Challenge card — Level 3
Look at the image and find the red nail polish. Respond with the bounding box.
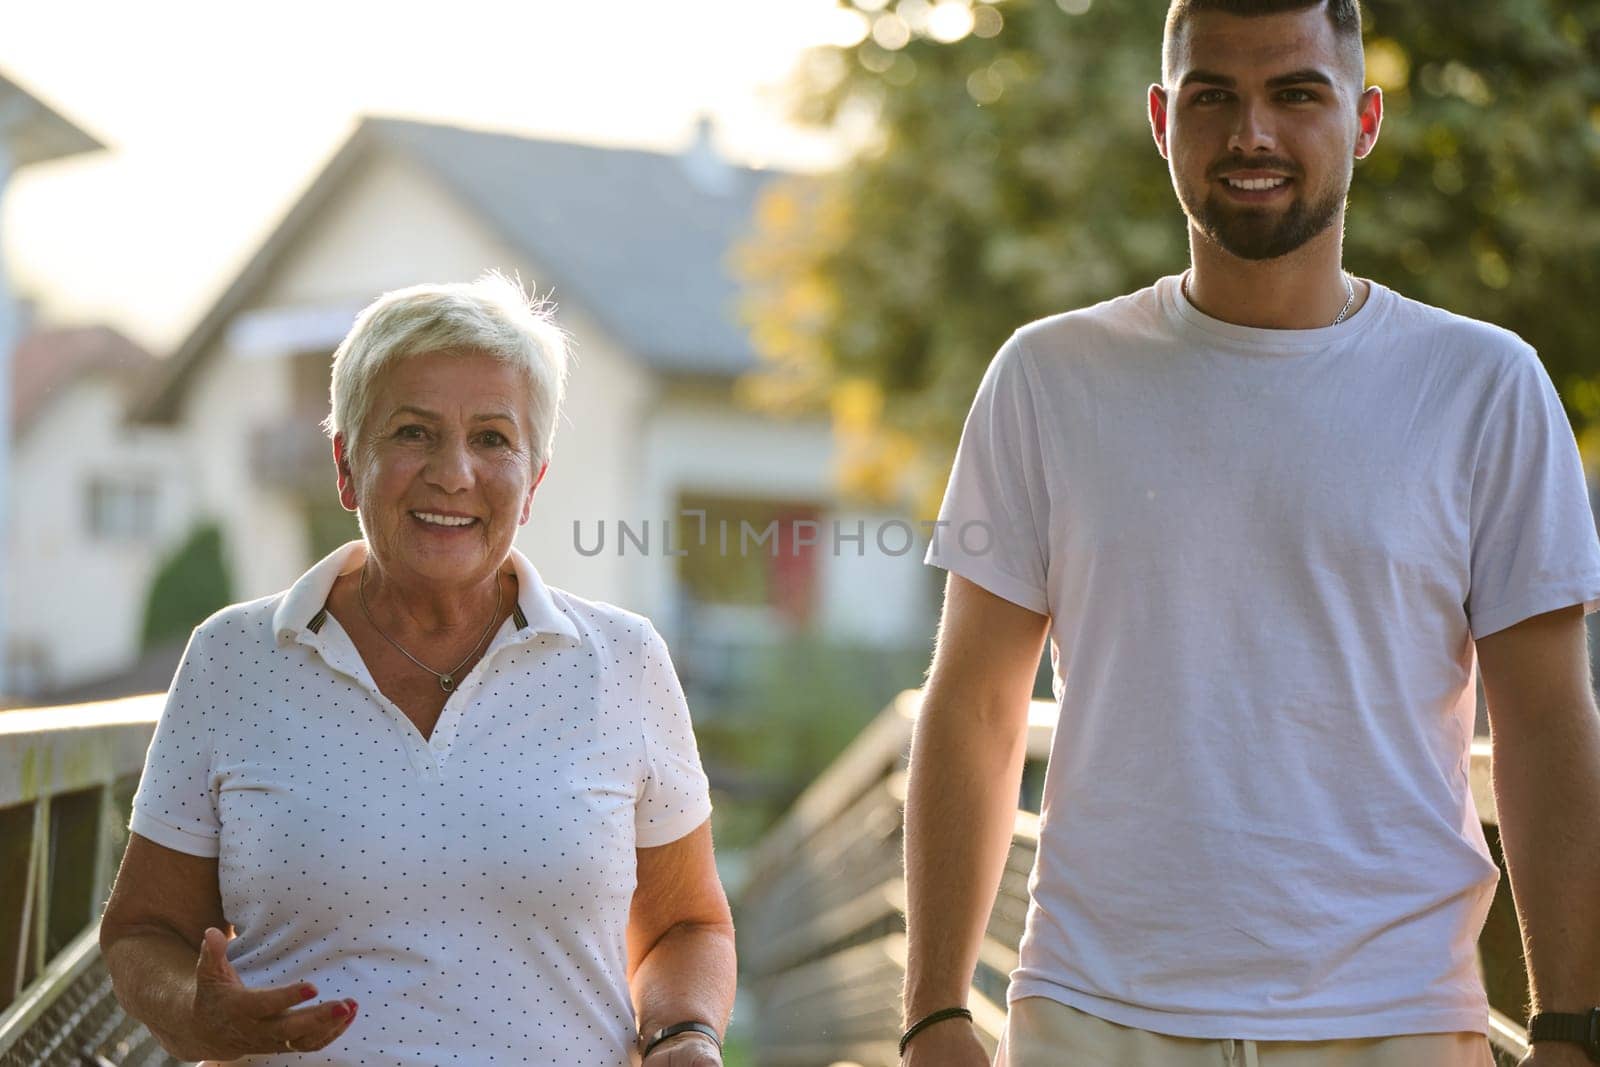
[330,1003,349,1020]
[300,985,316,1001]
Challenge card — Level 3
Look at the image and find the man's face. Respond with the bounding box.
[1150,7,1380,261]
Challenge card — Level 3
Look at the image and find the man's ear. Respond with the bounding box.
[333,433,359,512]
[521,462,548,525]
[1354,85,1383,159]
[1148,83,1171,159]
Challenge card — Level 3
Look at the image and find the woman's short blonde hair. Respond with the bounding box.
[325,272,571,466]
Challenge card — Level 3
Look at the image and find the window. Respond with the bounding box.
[85,477,158,541]
[675,492,822,626]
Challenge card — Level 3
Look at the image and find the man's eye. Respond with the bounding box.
[1194,89,1230,104]
[1281,88,1316,102]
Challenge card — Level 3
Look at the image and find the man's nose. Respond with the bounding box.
[1227,98,1277,153]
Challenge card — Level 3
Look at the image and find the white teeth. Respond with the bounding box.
[414,512,475,527]
[1225,176,1288,191]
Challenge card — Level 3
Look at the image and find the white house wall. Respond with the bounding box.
[6,378,189,691]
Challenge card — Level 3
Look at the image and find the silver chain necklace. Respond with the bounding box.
[1185,271,1357,327]
[358,565,503,693]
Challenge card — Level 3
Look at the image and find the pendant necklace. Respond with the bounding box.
[358,565,503,693]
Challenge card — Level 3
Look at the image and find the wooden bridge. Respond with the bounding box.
[0,690,1538,1066]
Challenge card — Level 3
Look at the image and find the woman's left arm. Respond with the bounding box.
[627,820,736,1066]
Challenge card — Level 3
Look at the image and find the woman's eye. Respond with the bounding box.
[396,425,427,440]
[478,431,507,447]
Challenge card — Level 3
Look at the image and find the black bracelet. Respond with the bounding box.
[899,1006,974,1056]
[642,1021,722,1060]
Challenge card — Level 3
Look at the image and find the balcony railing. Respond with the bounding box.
[739,690,1532,1067]
[0,695,178,1066]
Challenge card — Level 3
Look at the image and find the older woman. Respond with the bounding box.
[99,274,734,1066]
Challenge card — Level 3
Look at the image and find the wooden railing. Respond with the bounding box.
[0,695,179,1066]
[739,689,1532,1067]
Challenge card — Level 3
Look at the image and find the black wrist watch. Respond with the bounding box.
[639,1021,721,1060]
[1528,1008,1600,1062]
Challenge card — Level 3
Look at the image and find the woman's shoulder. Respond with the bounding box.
[537,583,658,649]
[186,591,293,651]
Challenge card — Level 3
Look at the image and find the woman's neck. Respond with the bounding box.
[357,560,507,636]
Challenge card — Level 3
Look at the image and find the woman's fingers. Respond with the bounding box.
[271,999,358,1052]
[189,929,354,1056]
[194,927,241,987]
[239,979,320,1019]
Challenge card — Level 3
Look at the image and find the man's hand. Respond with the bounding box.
[901,1018,992,1066]
[169,926,356,1059]
[641,1031,721,1065]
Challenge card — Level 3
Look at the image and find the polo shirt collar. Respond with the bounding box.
[272,540,580,644]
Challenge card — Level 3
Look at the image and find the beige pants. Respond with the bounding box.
[994,997,1496,1067]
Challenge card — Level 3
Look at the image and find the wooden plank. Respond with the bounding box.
[0,693,162,808]
[0,803,33,1009]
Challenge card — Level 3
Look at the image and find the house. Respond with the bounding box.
[132,116,934,704]
[4,326,186,698]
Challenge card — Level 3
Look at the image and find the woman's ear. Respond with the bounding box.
[521,462,549,525]
[333,433,359,512]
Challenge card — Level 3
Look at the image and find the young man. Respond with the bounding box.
[901,2,1600,1065]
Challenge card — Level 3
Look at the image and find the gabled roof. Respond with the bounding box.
[12,325,153,438]
[0,71,104,168]
[139,116,782,422]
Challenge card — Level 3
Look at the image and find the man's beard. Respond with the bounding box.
[1186,177,1347,261]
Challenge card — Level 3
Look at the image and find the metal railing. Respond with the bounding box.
[0,695,179,1066]
[740,689,1532,1067]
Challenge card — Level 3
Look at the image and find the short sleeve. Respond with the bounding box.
[634,621,712,848]
[1466,349,1600,639]
[924,334,1052,615]
[129,626,222,857]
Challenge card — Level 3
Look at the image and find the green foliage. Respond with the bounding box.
[743,0,1600,506]
[141,522,234,650]
[698,635,929,849]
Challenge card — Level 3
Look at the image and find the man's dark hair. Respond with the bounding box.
[1163,0,1364,85]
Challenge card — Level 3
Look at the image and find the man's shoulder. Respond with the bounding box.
[1013,279,1168,360]
[1377,283,1537,371]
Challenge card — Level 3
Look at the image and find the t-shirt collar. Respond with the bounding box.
[272,540,580,645]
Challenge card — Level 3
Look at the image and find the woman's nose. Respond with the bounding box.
[425,436,474,492]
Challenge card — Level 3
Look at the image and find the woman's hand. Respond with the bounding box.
[182,927,357,1058]
[641,1031,722,1066]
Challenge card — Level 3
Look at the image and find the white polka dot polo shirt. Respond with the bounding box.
[130,541,712,1066]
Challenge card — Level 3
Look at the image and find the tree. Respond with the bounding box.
[741,0,1600,512]
[141,521,233,650]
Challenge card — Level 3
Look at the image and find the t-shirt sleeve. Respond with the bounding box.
[129,625,222,857]
[1466,348,1600,639]
[634,621,713,848]
[924,334,1052,615]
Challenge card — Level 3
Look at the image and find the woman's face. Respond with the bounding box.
[337,349,543,587]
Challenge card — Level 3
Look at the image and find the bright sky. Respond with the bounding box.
[0,0,862,351]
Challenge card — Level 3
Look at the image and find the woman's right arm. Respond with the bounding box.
[100,833,355,1061]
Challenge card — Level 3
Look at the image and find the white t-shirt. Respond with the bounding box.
[926,275,1600,1040]
[130,542,712,1066]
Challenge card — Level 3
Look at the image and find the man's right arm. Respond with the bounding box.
[902,572,1050,1065]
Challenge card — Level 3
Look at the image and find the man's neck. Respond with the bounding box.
[1184,228,1368,330]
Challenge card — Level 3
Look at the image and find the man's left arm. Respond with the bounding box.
[1478,603,1600,1062]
